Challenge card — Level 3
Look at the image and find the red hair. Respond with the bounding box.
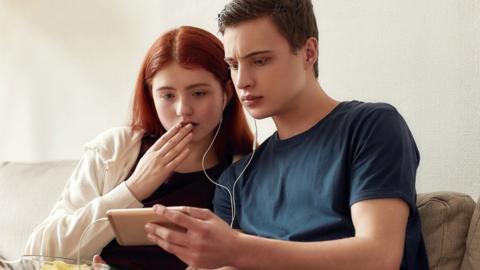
[130,26,254,158]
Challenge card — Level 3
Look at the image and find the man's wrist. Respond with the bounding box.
[229,231,255,269]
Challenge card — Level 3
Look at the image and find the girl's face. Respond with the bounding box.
[151,62,225,144]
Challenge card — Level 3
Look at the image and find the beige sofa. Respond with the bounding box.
[0,161,479,269]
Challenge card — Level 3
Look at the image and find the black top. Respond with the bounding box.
[101,134,229,270]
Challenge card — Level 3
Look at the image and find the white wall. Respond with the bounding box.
[1,1,479,198]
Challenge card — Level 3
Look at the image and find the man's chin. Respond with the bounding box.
[246,109,272,120]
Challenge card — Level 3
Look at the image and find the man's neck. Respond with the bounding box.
[272,80,338,140]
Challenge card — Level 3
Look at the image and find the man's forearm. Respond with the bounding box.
[230,234,401,270]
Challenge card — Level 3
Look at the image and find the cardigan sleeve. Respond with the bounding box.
[24,146,143,259]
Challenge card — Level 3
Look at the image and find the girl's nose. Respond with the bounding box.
[176,98,193,117]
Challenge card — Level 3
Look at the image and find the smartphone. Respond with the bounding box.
[107,207,185,246]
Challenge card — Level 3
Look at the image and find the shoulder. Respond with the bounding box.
[344,101,399,119]
[83,126,144,163]
[339,101,404,130]
[345,101,418,157]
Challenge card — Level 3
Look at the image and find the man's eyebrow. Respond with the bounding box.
[225,50,273,62]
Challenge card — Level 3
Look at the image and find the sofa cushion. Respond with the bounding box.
[417,192,476,270]
[0,161,77,261]
[461,196,480,270]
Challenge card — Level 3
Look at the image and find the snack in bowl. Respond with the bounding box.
[40,260,90,270]
[21,255,109,270]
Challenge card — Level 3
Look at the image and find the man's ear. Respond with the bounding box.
[304,37,318,66]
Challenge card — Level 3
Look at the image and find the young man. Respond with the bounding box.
[145,1,429,269]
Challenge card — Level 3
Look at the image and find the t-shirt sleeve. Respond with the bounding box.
[349,107,420,210]
[213,168,237,228]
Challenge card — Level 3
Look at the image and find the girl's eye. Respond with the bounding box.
[193,91,206,97]
[161,93,175,100]
[228,63,239,70]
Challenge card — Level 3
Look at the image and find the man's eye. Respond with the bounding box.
[253,58,269,66]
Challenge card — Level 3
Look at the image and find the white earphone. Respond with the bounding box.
[223,94,227,109]
[202,94,257,227]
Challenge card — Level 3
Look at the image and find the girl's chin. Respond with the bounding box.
[189,131,203,143]
[191,130,218,145]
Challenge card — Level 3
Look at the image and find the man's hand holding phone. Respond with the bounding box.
[107,206,188,246]
[144,204,240,269]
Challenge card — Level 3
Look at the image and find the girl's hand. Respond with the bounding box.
[126,123,193,201]
[92,255,107,269]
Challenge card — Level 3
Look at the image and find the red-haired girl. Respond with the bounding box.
[25,26,253,270]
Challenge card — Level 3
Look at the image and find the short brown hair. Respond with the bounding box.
[218,0,319,77]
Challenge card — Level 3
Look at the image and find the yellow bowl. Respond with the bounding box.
[21,255,109,270]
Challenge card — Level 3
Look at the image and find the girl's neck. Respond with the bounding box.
[174,134,219,173]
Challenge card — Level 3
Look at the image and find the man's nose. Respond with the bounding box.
[234,65,254,90]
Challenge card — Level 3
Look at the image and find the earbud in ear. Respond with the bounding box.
[223,80,234,109]
[223,94,228,109]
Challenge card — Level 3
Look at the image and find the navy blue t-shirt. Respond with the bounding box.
[213,101,429,269]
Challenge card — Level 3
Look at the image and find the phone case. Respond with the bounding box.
[107,207,182,246]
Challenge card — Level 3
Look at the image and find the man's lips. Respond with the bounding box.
[241,95,263,101]
[241,95,263,106]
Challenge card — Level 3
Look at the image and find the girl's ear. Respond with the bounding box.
[224,80,235,109]
[222,93,227,109]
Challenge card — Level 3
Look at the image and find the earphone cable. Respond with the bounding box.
[201,117,257,227]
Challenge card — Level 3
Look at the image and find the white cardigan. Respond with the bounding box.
[24,127,145,259]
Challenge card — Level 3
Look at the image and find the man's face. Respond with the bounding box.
[223,17,308,119]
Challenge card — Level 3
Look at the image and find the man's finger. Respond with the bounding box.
[147,233,203,268]
[145,223,190,247]
[172,206,214,221]
[153,205,203,230]
[147,232,189,255]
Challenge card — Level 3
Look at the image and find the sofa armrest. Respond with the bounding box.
[461,196,480,270]
[0,161,77,261]
[417,192,476,270]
